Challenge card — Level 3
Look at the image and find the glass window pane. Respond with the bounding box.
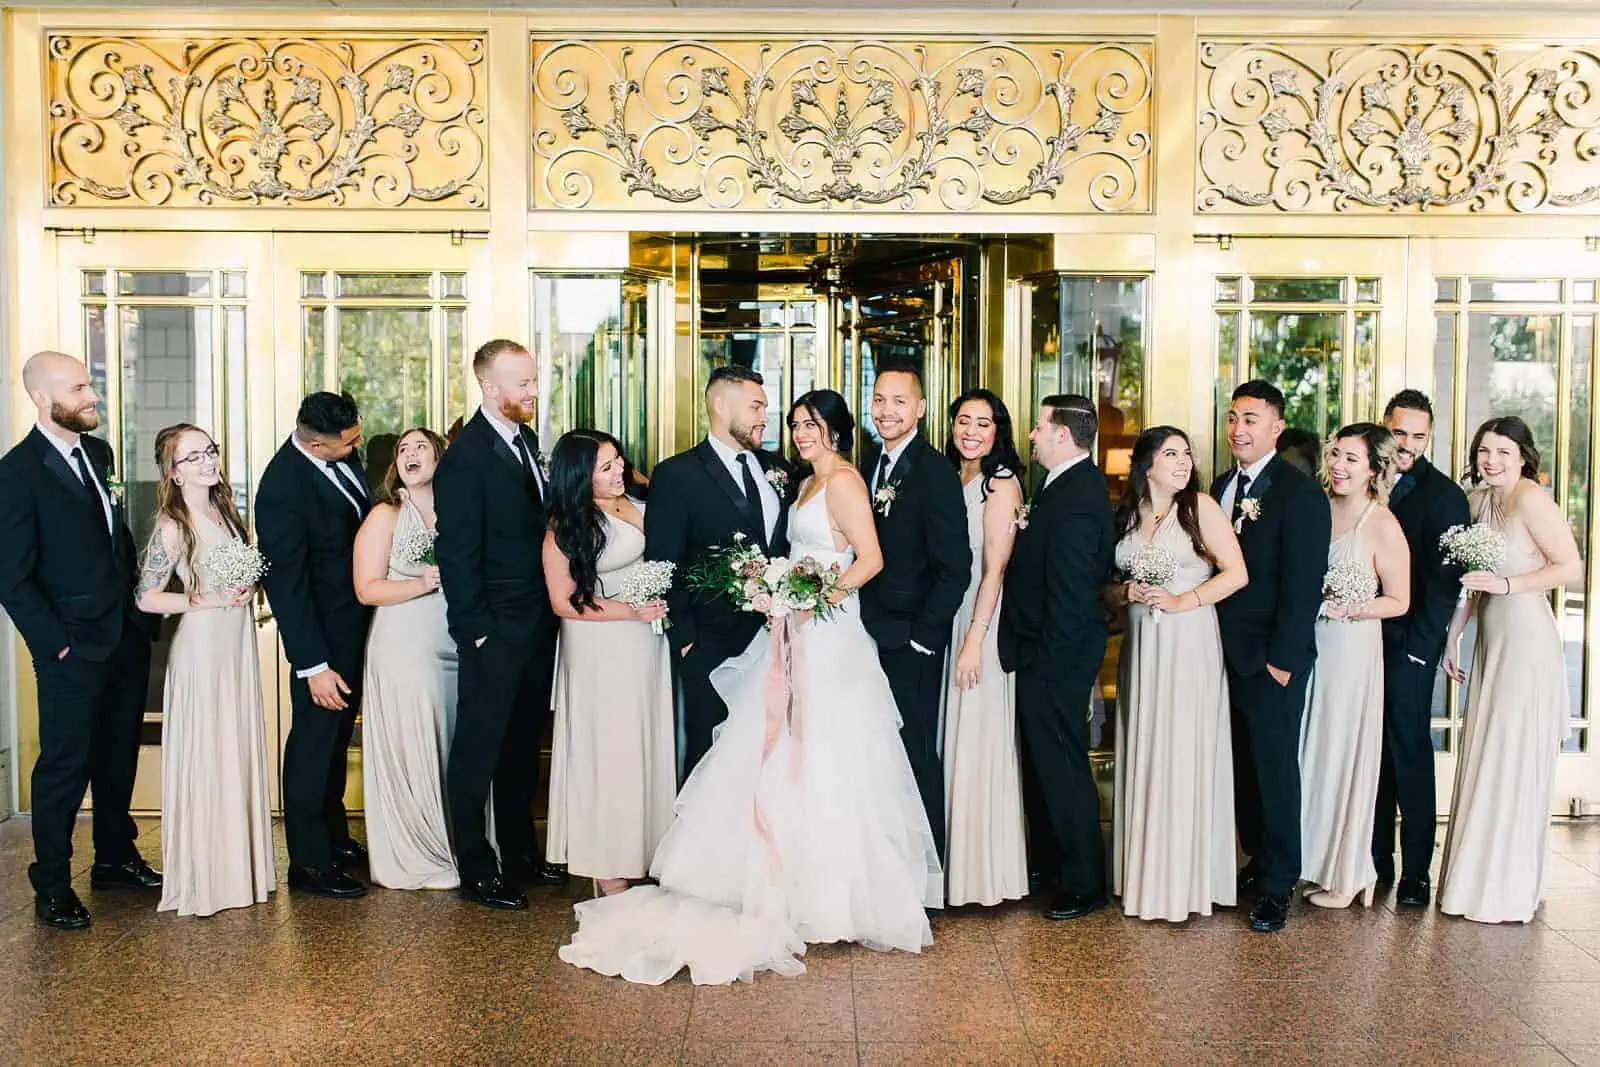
[1468,278,1562,303]
[1576,280,1597,304]
[446,308,467,431]
[1249,310,1345,446]
[84,306,109,428]
[1214,310,1239,478]
[792,332,817,406]
[1436,277,1460,303]
[117,271,213,298]
[1566,314,1592,732]
[301,271,327,299]
[302,307,326,398]
[1462,312,1560,472]
[1030,277,1063,418]
[82,270,107,298]
[534,275,622,444]
[337,273,433,299]
[1433,312,1458,475]
[1215,276,1241,303]
[1355,278,1381,303]
[224,306,249,522]
[222,272,246,299]
[1353,312,1377,422]
[1251,277,1344,303]
[334,307,431,443]
[616,278,651,462]
[442,273,467,300]
[119,305,215,547]
[1563,728,1587,755]
[792,300,817,327]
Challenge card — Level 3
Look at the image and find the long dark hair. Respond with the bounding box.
[1467,415,1542,485]
[944,388,1025,499]
[1113,426,1209,564]
[547,430,630,613]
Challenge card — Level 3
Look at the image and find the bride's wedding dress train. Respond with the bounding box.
[559,487,943,985]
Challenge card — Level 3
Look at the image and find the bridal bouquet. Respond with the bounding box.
[201,539,268,592]
[394,524,437,567]
[1322,560,1379,619]
[1125,543,1178,625]
[1439,522,1507,575]
[616,559,676,634]
[685,534,845,621]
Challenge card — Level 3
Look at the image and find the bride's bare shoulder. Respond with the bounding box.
[823,465,868,498]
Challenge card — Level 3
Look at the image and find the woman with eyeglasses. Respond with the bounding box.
[136,425,275,917]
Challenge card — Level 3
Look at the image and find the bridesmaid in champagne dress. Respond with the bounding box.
[940,389,1028,907]
[1111,427,1247,923]
[543,431,675,898]
[1440,416,1582,924]
[138,424,274,918]
[1298,424,1410,910]
[355,428,459,891]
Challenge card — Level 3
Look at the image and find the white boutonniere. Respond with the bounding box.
[1234,496,1262,533]
[105,475,125,504]
[535,451,550,479]
[1012,503,1032,531]
[873,483,898,517]
[765,468,789,496]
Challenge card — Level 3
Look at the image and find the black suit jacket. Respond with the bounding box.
[434,411,553,649]
[644,439,792,657]
[997,459,1114,673]
[1383,456,1471,667]
[0,429,149,662]
[858,436,971,653]
[256,438,372,674]
[1210,454,1332,677]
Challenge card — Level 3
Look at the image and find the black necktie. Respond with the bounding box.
[876,453,892,494]
[737,453,767,550]
[514,432,545,503]
[70,446,96,495]
[1231,472,1252,524]
[328,461,368,516]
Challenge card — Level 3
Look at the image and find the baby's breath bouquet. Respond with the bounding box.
[616,559,676,635]
[1439,523,1507,575]
[394,524,437,567]
[1126,543,1179,625]
[1322,560,1379,619]
[201,539,268,592]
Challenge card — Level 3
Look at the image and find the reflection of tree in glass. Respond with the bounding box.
[1251,312,1342,442]
[335,308,431,443]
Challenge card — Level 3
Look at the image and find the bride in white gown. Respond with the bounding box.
[560,390,943,985]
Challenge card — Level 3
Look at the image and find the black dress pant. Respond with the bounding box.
[1373,650,1439,880]
[1228,665,1311,897]
[878,644,947,860]
[29,627,151,895]
[678,640,736,785]
[283,641,364,870]
[448,618,558,883]
[1016,645,1105,898]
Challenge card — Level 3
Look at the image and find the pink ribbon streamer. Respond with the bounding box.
[752,616,805,877]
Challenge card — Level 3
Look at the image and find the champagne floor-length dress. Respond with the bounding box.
[147,515,276,918]
[1112,509,1236,922]
[547,508,676,881]
[1299,503,1384,900]
[940,472,1027,907]
[361,495,459,891]
[1439,488,1567,924]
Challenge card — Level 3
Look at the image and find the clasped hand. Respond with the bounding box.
[1127,582,1190,614]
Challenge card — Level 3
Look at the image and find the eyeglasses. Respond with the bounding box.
[175,445,221,467]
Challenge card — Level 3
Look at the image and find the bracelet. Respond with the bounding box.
[1190,590,1203,609]
[1503,576,1512,595]
[971,618,990,630]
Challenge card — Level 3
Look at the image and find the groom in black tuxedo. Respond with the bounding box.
[257,391,373,899]
[997,394,1113,920]
[646,364,792,779]
[436,339,565,910]
[858,363,971,860]
[0,351,159,929]
[1373,389,1469,907]
[1211,380,1331,933]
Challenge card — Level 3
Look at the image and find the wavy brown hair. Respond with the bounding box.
[376,426,448,506]
[152,424,249,602]
[1323,423,1400,506]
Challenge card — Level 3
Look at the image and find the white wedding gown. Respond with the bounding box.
[559,485,943,985]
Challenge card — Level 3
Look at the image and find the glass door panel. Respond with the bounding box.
[1427,238,1600,811]
[49,235,272,814]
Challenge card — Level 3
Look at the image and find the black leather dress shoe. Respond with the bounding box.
[35,890,91,931]
[509,860,568,888]
[90,858,163,890]
[1044,892,1107,921]
[287,865,367,899]
[1249,893,1290,933]
[332,840,368,869]
[1396,875,1432,908]
[1236,866,1260,898]
[1374,864,1396,889]
[458,875,528,910]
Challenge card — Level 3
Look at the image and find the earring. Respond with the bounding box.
[830,434,840,452]
[173,478,183,487]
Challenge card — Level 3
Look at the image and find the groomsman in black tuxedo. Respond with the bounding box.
[646,364,792,779]
[1211,380,1331,932]
[436,339,565,910]
[0,351,159,929]
[997,394,1114,920]
[1373,389,1469,907]
[859,363,971,860]
[257,391,373,899]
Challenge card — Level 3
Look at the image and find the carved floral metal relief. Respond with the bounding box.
[48,34,487,208]
[532,38,1152,212]
[1198,40,1600,213]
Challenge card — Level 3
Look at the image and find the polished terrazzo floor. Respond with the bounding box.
[2,818,1600,1065]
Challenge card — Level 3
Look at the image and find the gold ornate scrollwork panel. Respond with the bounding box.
[48,33,488,208]
[532,37,1153,213]
[1198,39,1600,214]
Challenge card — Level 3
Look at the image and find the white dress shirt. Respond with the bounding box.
[706,433,779,543]
[37,423,113,535]
[1220,451,1276,517]
[1043,451,1091,490]
[291,433,367,516]
[480,404,546,499]
[870,432,919,495]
